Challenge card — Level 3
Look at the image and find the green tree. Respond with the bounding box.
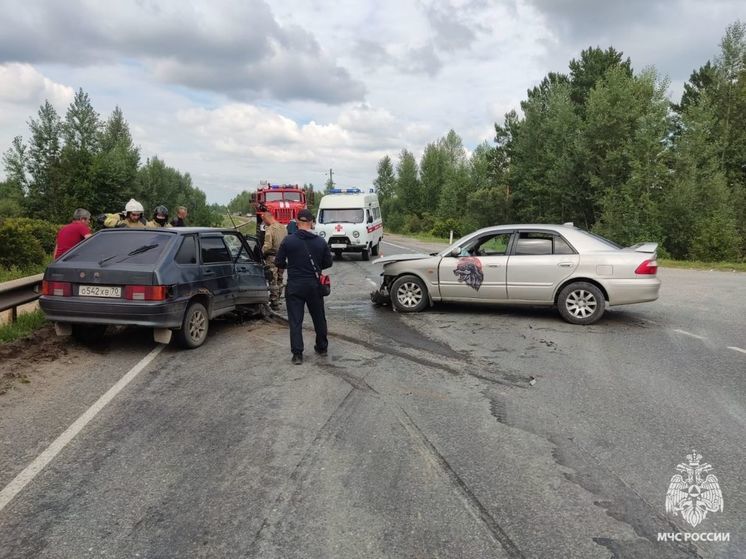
[25,100,63,220]
[665,93,739,260]
[90,106,140,213]
[1,136,27,217]
[508,80,585,224]
[464,142,510,229]
[675,61,719,113]
[228,190,252,214]
[395,149,421,218]
[569,46,632,110]
[588,68,670,246]
[135,157,219,226]
[373,155,396,201]
[419,142,446,212]
[59,89,102,217]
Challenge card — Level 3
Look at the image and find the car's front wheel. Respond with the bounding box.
[391,275,428,313]
[175,302,209,348]
[557,282,605,325]
[361,246,371,261]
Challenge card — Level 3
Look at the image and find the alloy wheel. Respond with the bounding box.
[189,309,207,342]
[565,289,598,319]
[396,281,423,308]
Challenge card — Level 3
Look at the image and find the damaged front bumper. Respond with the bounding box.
[369,276,392,306]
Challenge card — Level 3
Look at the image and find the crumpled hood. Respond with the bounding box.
[372,253,434,265]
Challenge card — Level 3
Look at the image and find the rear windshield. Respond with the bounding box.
[318,209,364,224]
[62,231,173,265]
[581,230,622,250]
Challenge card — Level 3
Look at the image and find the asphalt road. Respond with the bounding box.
[0,234,743,558]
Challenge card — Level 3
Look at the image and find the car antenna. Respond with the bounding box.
[227,211,239,230]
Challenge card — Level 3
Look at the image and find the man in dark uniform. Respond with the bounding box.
[275,208,333,364]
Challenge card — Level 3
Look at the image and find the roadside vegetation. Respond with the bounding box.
[0,90,227,277]
[374,22,746,266]
[0,309,47,343]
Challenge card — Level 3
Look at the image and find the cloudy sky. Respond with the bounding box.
[0,0,743,204]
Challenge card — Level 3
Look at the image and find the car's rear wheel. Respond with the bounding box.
[391,275,428,313]
[71,324,107,344]
[557,282,605,325]
[175,302,209,348]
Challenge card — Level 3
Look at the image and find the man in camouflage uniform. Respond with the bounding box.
[102,198,147,228]
[262,209,287,309]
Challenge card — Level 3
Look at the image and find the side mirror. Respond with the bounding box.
[450,248,461,258]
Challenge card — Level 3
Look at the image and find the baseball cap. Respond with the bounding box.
[297,209,314,222]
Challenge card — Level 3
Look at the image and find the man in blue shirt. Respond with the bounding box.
[275,209,333,364]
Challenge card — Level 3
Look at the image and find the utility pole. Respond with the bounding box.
[325,168,335,193]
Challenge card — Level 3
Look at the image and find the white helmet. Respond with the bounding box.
[124,198,144,213]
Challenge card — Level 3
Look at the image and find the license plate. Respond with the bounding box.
[330,243,347,249]
[79,285,121,298]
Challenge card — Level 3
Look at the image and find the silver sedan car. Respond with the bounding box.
[371,224,660,324]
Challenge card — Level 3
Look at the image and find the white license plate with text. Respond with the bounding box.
[330,243,347,249]
[78,285,122,298]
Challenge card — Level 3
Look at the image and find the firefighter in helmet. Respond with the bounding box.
[147,205,172,228]
[102,199,147,228]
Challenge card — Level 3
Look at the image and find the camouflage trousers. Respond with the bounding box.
[265,256,284,305]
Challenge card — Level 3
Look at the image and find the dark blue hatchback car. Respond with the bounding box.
[40,227,269,348]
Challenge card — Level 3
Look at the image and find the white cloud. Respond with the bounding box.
[0,63,74,107]
[0,0,364,104]
[0,1,743,204]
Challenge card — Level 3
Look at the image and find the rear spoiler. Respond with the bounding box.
[624,242,658,254]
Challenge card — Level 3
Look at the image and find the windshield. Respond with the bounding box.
[581,230,622,249]
[62,231,172,265]
[263,191,302,202]
[319,208,364,224]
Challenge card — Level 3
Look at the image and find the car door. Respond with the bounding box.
[199,234,237,311]
[506,230,579,302]
[222,231,268,304]
[438,231,513,301]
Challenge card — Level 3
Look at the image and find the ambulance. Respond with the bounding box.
[315,188,383,260]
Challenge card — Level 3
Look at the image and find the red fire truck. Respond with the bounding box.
[251,181,312,235]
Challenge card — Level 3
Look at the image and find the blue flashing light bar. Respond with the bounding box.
[329,188,362,194]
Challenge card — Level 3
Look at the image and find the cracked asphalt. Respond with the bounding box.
[0,234,743,558]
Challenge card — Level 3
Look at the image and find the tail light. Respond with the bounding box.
[635,259,658,275]
[124,285,168,301]
[42,280,72,296]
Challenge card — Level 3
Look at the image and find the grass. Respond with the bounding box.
[659,258,746,272]
[0,309,47,343]
[389,231,451,244]
[221,214,254,229]
[0,257,51,283]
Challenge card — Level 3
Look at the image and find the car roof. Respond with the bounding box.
[462,224,619,251]
[95,227,239,235]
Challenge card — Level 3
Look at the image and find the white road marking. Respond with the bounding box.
[0,344,165,514]
[727,346,746,355]
[672,329,706,341]
[381,240,417,251]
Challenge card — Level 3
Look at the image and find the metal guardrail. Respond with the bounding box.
[0,274,43,322]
